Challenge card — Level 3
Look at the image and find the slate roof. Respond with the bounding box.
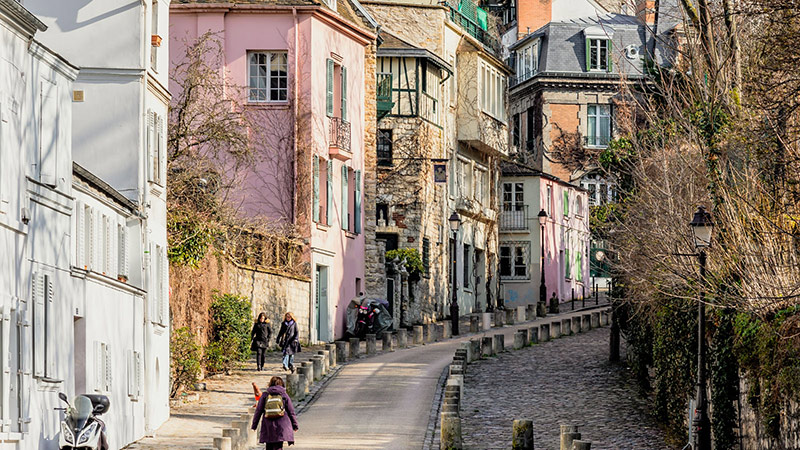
[500,160,581,190]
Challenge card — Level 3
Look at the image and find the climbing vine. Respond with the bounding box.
[386,248,424,275]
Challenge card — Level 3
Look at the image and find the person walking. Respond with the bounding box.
[251,313,272,371]
[276,312,300,373]
[251,376,298,450]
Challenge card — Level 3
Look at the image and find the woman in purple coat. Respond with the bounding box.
[251,376,298,449]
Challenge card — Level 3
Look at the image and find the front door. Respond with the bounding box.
[315,265,329,342]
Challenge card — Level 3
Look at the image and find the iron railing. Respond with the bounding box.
[500,205,529,231]
[446,3,501,55]
[377,72,393,103]
[329,116,351,151]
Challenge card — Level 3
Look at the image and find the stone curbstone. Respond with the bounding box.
[213,436,232,450]
[571,317,581,335]
[413,325,424,345]
[539,323,550,342]
[591,312,600,328]
[550,321,561,339]
[493,334,505,354]
[397,328,408,348]
[581,314,591,332]
[529,326,539,344]
[561,318,572,336]
[349,338,361,358]
[481,336,494,357]
[513,330,526,350]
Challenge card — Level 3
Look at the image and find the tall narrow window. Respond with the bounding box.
[587,104,612,148]
[341,165,349,231]
[377,129,393,166]
[150,0,159,70]
[525,107,534,152]
[248,52,288,102]
[512,113,520,147]
[586,39,610,71]
[463,244,471,289]
[312,156,320,223]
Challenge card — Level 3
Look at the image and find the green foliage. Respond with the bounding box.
[168,210,217,268]
[205,293,252,374]
[589,203,620,237]
[710,309,739,449]
[170,327,202,398]
[386,248,424,274]
[598,137,635,173]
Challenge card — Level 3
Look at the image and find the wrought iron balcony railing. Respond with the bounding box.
[329,116,351,152]
[500,205,529,231]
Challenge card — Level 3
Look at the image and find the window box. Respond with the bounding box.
[151,35,162,47]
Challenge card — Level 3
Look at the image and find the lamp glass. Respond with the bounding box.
[689,207,714,249]
[537,209,547,227]
[448,212,461,232]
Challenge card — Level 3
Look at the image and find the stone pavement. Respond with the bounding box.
[460,327,671,450]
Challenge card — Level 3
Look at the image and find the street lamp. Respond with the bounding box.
[449,212,461,335]
[537,209,548,316]
[690,206,713,450]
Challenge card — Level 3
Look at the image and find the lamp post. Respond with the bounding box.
[449,212,462,336]
[537,209,548,316]
[690,206,713,450]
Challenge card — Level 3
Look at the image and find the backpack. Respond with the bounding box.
[265,394,285,419]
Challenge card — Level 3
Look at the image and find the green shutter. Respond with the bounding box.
[341,66,347,122]
[313,156,320,222]
[607,40,613,73]
[326,59,334,117]
[563,191,569,216]
[327,160,333,225]
[585,39,591,71]
[354,170,361,234]
[575,250,582,282]
[565,249,570,278]
[341,165,349,230]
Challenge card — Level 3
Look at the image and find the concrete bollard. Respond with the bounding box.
[366,334,377,355]
[397,328,408,348]
[241,411,258,447]
[449,363,464,376]
[317,350,330,374]
[298,372,309,395]
[506,308,516,325]
[494,310,505,327]
[286,373,303,400]
[440,411,463,450]
[493,334,505,353]
[311,355,324,379]
[335,341,349,364]
[581,314,591,332]
[513,330,526,350]
[442,399,459,414]
[529,326,539,344]
[521,328,530,344]
[470,316,480,333]
[512,419,534,450]
[591,312,600,328]
[325,344,337,367]
[571,441,591,450]
[537,301,547,318]
[231,420,249,450]
[460,342,473,363]
[297,366,312,393]
[422,324,433,342]
[213,436,232,450]
[481,312,492,330]
[526,304,536,321]
[470,339,481,362]
[550,321,561,339]
[539,323,550,342]
[562,319,572,336]
[413,326,424,345]
[571,317,581,335]
[435,323,444,341]
[516,306,526,323]
[600,311,609,326]
[349,338,361,358]
[560,425,579,450]
[443,321,452,339]
[221,429,239,450]
[301,362,315,384]
[382,332,394,351]
[444,387,461,412]
[481,336,494,356]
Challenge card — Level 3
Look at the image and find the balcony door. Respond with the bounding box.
[502,182,524,211]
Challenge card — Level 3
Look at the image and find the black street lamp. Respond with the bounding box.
[449,211,462,336]
[537,209,548,316]
[690,206,713,450]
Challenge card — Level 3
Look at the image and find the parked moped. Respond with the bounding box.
[55,392,110,450]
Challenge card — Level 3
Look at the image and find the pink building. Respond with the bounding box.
[170,1,376,341]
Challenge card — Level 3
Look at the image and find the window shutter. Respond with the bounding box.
[563,191,569,216]
[158,116,166,185]
[104,344,112,392]
[76,201,85,268]
[162,249,168,325]
[565,249,570,278]
[135,351,143,398]
[607,40,613,72]
[17,302,31,430]
[94,341,104,392]
[0,305,10,431]
[354,170,361,234]
[341,165,348,231]
[85,206,93,270]
[326,160,333,225]
[575,250,583,282]
[104,216,112,275]
[585,39,591,71]
[326,59,334,117]
[127,350,136,398]
[32,273,44,378]
[118,223,128,279]
[147,111,155,181]
[45,275,55,379]
[39,81,58,187]
[312,156,320,223]
[341,66,347,122]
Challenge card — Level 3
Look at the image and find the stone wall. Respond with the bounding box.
[738,377,800,450]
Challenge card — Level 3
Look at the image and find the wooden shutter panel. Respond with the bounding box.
[39,81,58,187]
[606,40,613,72]
[563,191,569,216]
[147,111,155,182]
[162,249,168,325]
[326,160,333,225]
[45,275,55,378]
[575,249,582,282]
[341,165,348,231]
[104,216,111,275]
[341,66,347,122]
[104,343,112,392]
[312,156,320,223]
[0,305,10,431]
[585,39,591,71]
[565,249,570,278]
[76,201,85,268]
[32,273,44,377]
[326,59,334,117]
[118,223,128,279]
[354,170,361,234]
[158,116,166,185]
[127,350,136,397]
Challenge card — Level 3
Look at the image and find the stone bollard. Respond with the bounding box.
[397,328,408,348]
[521,328,530,344]
[286,373,303,400]
[442,399,459,414]
[513,330,526,350]
[231,420,249,450]
[413,326,424,345]
[512,419,534,450]
[460,342,473,363]
[562,318,572,336]
[440,411,463,450]
[298,372,309,395]
[529,326,539,344]
[537,301,547,318]
[470,339,481,362]
[550,321,561,339]
[571,317,581,335]
[317,350,330,374]
[526,304,536,321]
[516,306,526,323]
[335,341,349,364]
[423,324,433,342]
[591,312,600,328]
[311,355,324,380]
[349,338,361,358]
[221,429,239,450]
[572,441,591,450]
[297,366,312,393]
[481,312,492,330]
[242,410,258,447]
[301,362,315,384]
[494,310,505,327]
[383,332,394,351]
[539,323,550,342]
[470,316,480,333]
[325,344,337,367]
[581,314,591,332]
[435,323,444,341]
[443,321,452,339]
[560,425,580,450]
[444,386,461,412]
[506,308,516,325]
[366,334,377,355]
[213,436,232,450]
[449,363,464,376]
[493,334,505,353]
[482,336,494,357]
[600,311,609,326]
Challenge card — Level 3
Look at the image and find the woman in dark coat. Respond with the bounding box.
[276,312,300,373]
[251,313,272,371]
[251,376,298,449]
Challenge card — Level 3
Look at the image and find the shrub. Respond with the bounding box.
[205,292,252,374]
[170,327,202,398]
[386,248,424,274]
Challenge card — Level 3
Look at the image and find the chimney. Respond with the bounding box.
[517,0,552,39]
[634,0,656,25]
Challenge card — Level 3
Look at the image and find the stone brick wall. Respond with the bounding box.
[739,377,800,450]
[362,3,445,55]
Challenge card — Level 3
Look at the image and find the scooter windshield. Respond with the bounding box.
[67,396,93,431]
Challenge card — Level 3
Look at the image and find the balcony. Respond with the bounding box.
[500,206,529,231]
[584,135,610,148]
[329,116,352,161]
[510,69,536,88]
[445,1,500,55]
[377,72,394,122]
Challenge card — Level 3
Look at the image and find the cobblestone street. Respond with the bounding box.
[461,327,672,450]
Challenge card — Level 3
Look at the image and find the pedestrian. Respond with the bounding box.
[251,376,298,450]
[276,312,300,373]
[251,312,272,371]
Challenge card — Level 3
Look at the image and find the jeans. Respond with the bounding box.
[282,353,294,369]
[255,347,267,370]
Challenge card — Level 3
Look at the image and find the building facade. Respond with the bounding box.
[170,0,377,341]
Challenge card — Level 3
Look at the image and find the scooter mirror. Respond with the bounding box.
[58,392,68,404]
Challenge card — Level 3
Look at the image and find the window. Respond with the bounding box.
[546,185,552,216]
[525,106,534,152]
[38,79,58,186]
[422,238,430,275]
[147,110,165,186]
[326,59,348,121]
[563,190,569,216]
[458,159,472,198]
[587,104,612,147]
[150,0,159,70]
[502,182,524,211]
[94,341,112,392]
[248,51,288,102]
[377,129,393,166]
[341,165,349,231]
[515,40,538,82]
[586,38,610,71]
[479,61,506,121]
[474,166,488,204]
[32,271,56,379]
[499,242,529,280]
[463,244,471,289]
[512,113,520,147]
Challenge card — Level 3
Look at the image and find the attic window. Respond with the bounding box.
[584,26,614,72]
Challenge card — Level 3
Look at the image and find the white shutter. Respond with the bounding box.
[103,215,111,275]
[39,80,58,187]
[17,303,31,430]
[94,341,104,392]
[118,223,128,279]
[157,116,166,186]
[44,275,55,379]
[135,351,142,398]
[104,344,112,392]
[147,110,155,182]
[127,350,135,398]
[76,201,85,268]
[159,247,168,325]
[32,273,44,378]
[88,208,95,271]
[0,101,7,213]
[0,304,10,431]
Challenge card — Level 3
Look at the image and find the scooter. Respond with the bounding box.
[55,392,110,450]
